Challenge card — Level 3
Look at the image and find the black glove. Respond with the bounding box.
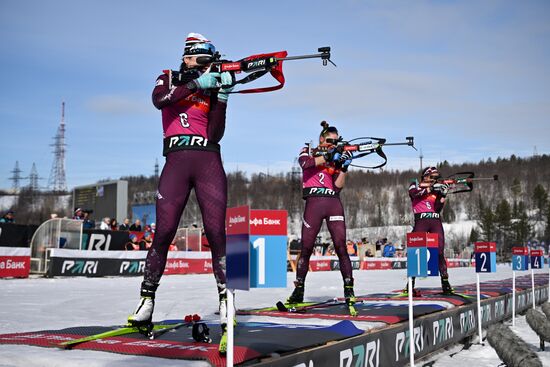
[339,151,353,173]
[432,183,449,197]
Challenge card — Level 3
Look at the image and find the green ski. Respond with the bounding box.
[59,324,153,349]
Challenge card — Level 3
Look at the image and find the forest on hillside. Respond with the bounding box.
[4,154,550,254]
[119,154,550,250]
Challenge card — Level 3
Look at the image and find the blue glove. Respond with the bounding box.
[323,147,339,162]
[217,72,234,102]
[194,72,221,90]
[340,151,353,172]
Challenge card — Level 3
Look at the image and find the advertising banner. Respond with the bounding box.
[0,247,30,278]
[47,249,211,277]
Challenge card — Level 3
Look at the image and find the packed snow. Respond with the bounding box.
[1,265,549,366]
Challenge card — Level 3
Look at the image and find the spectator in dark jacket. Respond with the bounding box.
[82,211,95,229]
[119,218,131,231]
[125,234,143,251]
[0,210,15,223]
[129,219,142,231]
[110,218,118,231]
[73,208,84,220]
[140,232,153,250]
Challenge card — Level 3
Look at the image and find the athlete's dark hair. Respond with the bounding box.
[320,121,338,137]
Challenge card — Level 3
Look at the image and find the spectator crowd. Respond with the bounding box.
[290,236,403,259]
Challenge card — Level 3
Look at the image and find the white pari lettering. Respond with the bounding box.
[169,136,179,148]
[190,136,207,146]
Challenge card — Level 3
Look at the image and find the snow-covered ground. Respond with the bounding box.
[0,265,548,366]
[431,313,550,367]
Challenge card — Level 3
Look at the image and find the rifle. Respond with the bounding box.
[311,136,416,170]
[437,172,499,194]
[168,47,335,94]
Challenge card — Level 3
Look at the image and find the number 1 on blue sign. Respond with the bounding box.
[252,237,265,285]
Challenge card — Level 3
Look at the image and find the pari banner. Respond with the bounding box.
[226,207,287,291]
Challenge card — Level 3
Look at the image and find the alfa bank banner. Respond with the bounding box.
[0,247,31,278]
[249,210,287,236]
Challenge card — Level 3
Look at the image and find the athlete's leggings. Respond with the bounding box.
[144,149,227,288]
[413,218,448,278]
[297,196,353,281]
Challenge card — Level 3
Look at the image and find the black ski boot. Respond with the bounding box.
[441,277,454,295]
[286,279,305,305]
[344,278,357,317]
[401,277,421,297]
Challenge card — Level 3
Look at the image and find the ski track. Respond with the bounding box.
[0,265,548,366]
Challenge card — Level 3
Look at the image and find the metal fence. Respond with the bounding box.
[29,220,205,274]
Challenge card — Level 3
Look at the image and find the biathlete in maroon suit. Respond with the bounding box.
[287,121,357,314]
[128,33,233,334]
[406,166,452,295]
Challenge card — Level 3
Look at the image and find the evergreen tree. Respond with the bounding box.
[479,206,496,241]
[494,199,512,253]
[476,194,485,220]
[512,202,533,245]
[442,198,456,222]
[532,184,548,221]
[511,178,521,217]
[469,227,480,244]
[544,203,550,246]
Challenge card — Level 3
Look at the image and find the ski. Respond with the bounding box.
[274,299,342,314]
[58,314,201,349]
[58,324,154,349]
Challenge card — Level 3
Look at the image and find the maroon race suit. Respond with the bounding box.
[409,181,448,278]
[296,146,353,282]
[143,72,228,292]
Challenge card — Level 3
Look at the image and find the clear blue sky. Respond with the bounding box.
[1,0,549,189]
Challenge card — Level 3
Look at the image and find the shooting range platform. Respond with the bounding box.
[0,273,548,366]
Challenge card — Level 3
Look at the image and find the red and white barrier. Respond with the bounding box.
[0,247,31,278]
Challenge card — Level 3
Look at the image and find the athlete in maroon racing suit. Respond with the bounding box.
[287,121,357,314]
[128,33,233,333]
[406,166,452,295]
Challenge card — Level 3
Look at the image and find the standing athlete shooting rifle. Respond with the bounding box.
[127,34,335,353]
[127,33,234,351]
[405,168,498,296]
[287,121,358,316]
[406,166,452,296]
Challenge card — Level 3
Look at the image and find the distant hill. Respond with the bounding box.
[121,154,550,248]
[2,154,549,253]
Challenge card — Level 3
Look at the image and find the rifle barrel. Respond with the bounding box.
[276,52,336,67]
[382,142,414,147]
[276,53,326,61]
[469,177,498,181]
